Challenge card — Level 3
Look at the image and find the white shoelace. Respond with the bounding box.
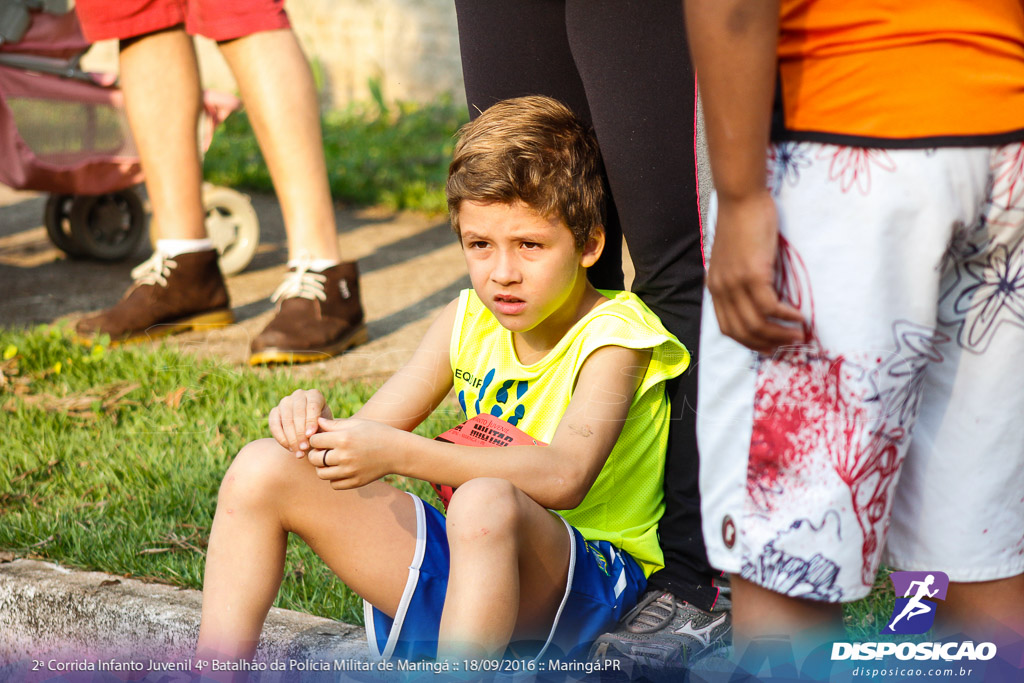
[270,259,327,303]
[130,252,177,288]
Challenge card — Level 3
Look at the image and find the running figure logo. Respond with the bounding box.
[882,571,949,635]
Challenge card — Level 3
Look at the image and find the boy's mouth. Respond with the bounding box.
[493,294,526,315]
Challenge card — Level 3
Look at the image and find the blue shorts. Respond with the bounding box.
[364,493,647,662]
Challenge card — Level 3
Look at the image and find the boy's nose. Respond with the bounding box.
[490,251,522,285]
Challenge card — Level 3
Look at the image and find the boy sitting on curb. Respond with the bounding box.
[195,95,689,664]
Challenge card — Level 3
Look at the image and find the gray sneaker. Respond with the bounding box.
[589,589,732,670]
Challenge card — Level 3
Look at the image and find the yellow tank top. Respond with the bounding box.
[449,289,689,576]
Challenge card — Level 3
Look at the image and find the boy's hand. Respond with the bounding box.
[269,389,334,457]
[707,191,806,354]
[307,417,395,489]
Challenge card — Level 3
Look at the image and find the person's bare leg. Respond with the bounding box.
[217,30,340,262]
[730,575,844,670]
[75,26,231,342]
[438,478,571,660]
[217,29,363,365]
[119,27,205,240]
[940,575,1024,647]
[196,439,417,662]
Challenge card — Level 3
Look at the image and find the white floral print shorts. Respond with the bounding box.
[697,142,1024,601]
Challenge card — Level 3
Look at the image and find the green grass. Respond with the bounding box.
[842,567,904,641]
[0,327,903,637]
[0,326,459,625]
[204,98,468,214]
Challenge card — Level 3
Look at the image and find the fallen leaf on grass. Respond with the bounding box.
[288,559,307,581]
[163,387,188,409]
[0,491,46,510]
[0,491,28,507]
[167,531,206,555]
[98,579,121,587]
[10,381,31,396]
[28,535,54,548]
[139,528,208,557]
[11,459,60,484]
[3,381,140,419]
[0,358,21,390]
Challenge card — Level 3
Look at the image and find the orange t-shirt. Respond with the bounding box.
[774,0,1024,146]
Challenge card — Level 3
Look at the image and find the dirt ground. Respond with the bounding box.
[0,177,648,389]
[0,184,471,385]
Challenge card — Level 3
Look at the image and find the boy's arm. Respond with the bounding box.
[349,299,458,431]
[685,0,804,354]
[269,300,457,455]
[308,344,651,510]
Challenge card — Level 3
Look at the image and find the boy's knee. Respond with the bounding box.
[446,478,523,544]
[219,438,292,505]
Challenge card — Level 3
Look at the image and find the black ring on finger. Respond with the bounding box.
[321,449,328,468]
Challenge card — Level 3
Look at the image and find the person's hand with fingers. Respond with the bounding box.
[706,190,806,354]
[307,417,398,489]
[268,388,334,458]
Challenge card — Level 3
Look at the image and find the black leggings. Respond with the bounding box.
[455,0,716,609]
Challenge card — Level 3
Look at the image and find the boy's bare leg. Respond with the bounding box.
[119,28,205,241]
[438,478,572,660]
[730,575,844,666]
[941,575,1024,644]
[196,439,417,661]
[217,30,340,262]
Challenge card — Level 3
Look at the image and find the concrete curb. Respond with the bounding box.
[0,559,367,671]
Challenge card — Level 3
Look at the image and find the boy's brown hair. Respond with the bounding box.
[446,95,604,249]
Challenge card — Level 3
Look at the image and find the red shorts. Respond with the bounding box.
[75,0,290,43]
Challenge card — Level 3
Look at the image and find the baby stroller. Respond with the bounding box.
[0,0,259,275]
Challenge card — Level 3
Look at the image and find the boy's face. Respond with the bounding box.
[458,200,602,337]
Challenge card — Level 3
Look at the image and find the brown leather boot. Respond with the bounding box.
[249,260,368,365]
[75,249,233,344]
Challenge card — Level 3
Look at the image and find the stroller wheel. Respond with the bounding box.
[203,184,260,276]
[69,189,147,262]
[44,194,87,258]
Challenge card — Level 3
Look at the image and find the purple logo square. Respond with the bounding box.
[883,571,950,635]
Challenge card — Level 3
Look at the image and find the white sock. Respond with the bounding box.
[157,238,214,257]
[289,258,340,273]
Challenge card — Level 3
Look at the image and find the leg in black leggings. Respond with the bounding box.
[455,0,717,610]
[453,0,624,293]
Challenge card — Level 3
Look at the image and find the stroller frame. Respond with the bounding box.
[0,0,259,274]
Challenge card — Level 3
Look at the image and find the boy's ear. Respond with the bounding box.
[580,225,605,268]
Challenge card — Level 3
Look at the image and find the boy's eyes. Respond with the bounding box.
[464,240,542,249]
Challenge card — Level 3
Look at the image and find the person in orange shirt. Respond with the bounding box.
[688,0,1024,669]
